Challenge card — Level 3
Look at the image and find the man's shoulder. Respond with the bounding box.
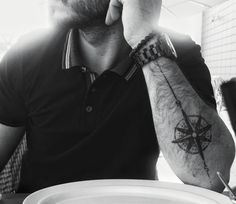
[12,27,66,58]
[0,27,69,79]
[2,27,67,66]
[160,27,216,109]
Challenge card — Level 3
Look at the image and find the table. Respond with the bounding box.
[0,194,28,204]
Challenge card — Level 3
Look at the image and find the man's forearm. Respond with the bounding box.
[142,57,235,192]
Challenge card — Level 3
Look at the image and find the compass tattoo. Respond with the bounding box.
[172,115,212,176]
[158,65,212,177]
[173,115,212,154]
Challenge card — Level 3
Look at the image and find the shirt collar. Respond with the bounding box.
[62,29,137,81]
[62,29,82,70]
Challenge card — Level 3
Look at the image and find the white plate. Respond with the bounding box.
[23,180,232,204]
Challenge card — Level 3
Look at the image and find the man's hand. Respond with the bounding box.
[105,0,162,48]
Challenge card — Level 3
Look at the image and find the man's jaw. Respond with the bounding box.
[49,0,110,29]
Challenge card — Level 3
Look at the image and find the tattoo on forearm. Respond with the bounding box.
[157,61,212,177]
[172,115,212,177]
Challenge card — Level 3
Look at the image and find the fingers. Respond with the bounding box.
[105,0,123,26]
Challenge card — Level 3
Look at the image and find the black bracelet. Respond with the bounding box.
[129,33,155,58]
[129,31,177,68]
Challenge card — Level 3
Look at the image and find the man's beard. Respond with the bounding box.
[49,0,110,29]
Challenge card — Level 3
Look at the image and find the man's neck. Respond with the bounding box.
[78,20,131,75]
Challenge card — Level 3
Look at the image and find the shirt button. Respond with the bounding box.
[91,88,96,93]
[81,66,87,72]
[86,106,93,113]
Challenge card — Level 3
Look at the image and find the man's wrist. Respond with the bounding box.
[126,27,153,49]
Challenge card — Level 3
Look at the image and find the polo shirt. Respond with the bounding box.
[0,27,216,193]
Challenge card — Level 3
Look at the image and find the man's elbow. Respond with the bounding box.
[202,124,235,192]
[200,172,229,193]
[182,144,235,193]
[182,171,228,193]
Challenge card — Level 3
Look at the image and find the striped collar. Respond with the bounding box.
[62,29,137,81]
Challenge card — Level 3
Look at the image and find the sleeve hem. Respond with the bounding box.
[0,118,25,127]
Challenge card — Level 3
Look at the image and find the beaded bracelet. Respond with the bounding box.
[129,32,177,68]
[129,32,156,59]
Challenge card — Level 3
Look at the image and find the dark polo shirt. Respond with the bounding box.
[0,27,216,193]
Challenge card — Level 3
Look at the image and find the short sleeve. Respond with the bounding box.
[167,31,216,109]
[0,44,27,127]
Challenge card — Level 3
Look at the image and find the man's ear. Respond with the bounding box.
[105,0,123,26]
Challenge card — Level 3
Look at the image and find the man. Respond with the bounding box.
[0,0,234,193]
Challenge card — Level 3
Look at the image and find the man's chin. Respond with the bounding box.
[50,12,107,30]
[49,0,109,30]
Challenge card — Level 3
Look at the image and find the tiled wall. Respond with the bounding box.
[201,0,236,79]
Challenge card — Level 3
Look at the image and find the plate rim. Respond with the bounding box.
[23,179,232,204]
